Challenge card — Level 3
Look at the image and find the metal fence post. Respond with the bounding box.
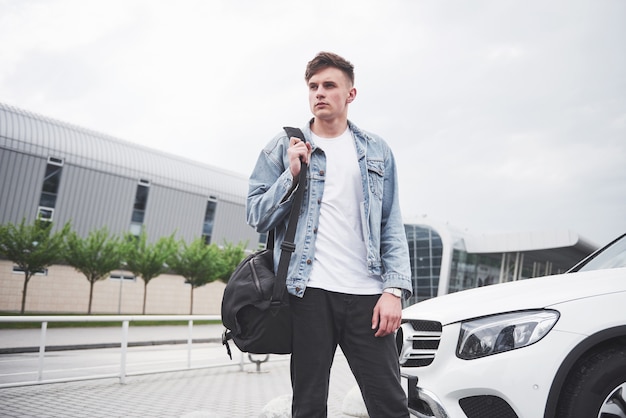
[120,320,129,384]
[187,320,193,369]
[37,321,47,381]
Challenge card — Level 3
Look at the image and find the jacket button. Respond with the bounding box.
[313,227,318,233]
[317,199,321,204]
[306,259,312,265]
[319,170,325,176]
[295,287,301,292]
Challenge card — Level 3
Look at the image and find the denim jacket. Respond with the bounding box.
[246,120,412,299]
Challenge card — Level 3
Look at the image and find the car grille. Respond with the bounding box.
[397,320,442,367]
[459,395,518,418]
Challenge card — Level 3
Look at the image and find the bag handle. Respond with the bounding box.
[270,127,308,304]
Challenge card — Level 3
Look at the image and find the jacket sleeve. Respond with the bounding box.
[246,133,299,233]
[379,145,413,297]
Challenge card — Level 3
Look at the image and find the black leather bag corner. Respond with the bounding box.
[221,126,306,357]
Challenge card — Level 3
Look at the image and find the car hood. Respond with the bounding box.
[402,267,626,325]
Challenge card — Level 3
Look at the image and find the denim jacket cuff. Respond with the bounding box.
[382,273,413,299]
[278,170,298,204]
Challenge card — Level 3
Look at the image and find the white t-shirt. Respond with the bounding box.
[307,128,383,295]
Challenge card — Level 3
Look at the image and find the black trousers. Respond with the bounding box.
[290,288,409,418]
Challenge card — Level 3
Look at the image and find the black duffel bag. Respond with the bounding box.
[221,127,307,357]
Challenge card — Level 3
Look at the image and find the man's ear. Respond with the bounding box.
[347,87,357,103]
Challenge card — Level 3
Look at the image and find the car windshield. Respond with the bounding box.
[573,234,626,272]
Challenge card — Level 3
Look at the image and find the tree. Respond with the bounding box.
[124,230,177,314]
[0,219,70,314]
[64,228,127,314]
[218,241,247,283]
[169,238,224,314]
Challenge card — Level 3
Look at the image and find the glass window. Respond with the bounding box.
[41,164,62,194]
[130,181,150,235]
[134,184,149,211]
[202,196,218,244]
[37,207,54,221]
[39,193,56,208]
[405,225,443,304]
[38,160,64,219]
[109,274,136,282]
[13,266,47,275]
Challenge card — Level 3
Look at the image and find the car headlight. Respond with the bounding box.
[457,310,559,360]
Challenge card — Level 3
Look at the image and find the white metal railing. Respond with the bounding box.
[0,315,274,388]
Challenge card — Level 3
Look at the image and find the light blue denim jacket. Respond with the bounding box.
[246,120,412,299]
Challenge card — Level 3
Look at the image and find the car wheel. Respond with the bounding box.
[556,344,626,418]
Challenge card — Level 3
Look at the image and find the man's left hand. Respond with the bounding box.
[372,293,402,337]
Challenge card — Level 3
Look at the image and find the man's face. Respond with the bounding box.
[307,67,356,121]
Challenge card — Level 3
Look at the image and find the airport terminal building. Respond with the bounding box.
[403,219,596,305]
[0,102,597,313]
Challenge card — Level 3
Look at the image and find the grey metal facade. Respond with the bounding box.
[0,102,259,248]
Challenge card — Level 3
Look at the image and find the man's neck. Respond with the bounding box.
[310,118,349,138]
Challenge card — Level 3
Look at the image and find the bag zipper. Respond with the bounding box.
[249,258,263,297]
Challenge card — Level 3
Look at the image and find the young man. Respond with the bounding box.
[247,52,412,417]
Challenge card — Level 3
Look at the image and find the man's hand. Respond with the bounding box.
[287,136,312,179]
[372,292,402,337]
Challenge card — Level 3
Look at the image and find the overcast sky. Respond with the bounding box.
[1,0,625,246]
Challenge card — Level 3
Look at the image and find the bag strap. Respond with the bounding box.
[270,127,308,304]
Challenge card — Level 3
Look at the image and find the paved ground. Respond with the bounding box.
[0,325,364,418]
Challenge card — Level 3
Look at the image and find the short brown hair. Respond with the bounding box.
[305,52,355,85]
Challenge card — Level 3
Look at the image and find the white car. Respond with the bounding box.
[398,233,626,418]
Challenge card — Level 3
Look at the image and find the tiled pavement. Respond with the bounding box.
[0,358,360,417]
[0,326,363,417]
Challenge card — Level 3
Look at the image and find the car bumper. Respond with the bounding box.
[401,374,449,418]
[400,322,584,418]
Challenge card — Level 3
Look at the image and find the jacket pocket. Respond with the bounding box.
[366,159,384,200]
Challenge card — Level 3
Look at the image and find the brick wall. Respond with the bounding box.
[0,261,226,315]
